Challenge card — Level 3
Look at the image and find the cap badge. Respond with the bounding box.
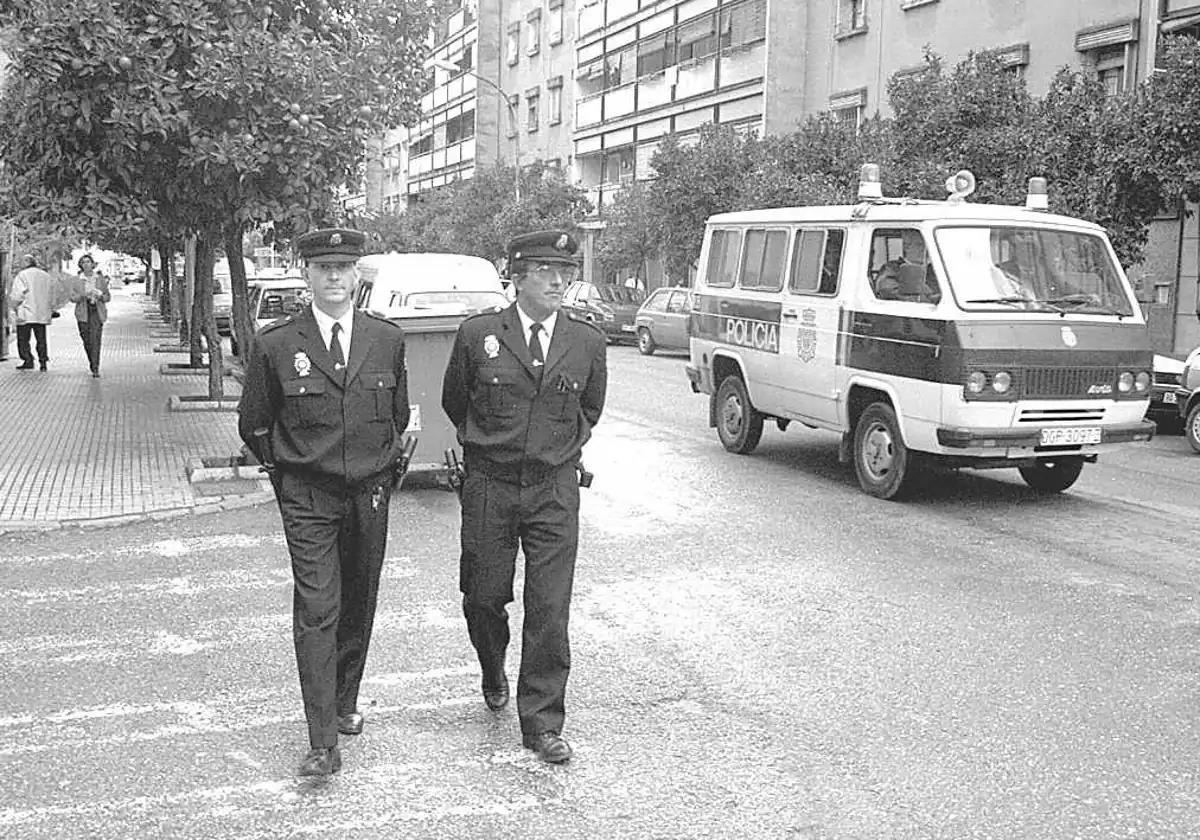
[329,233,342,246]
[484,334,500,358]
[294,351,312,377]
[555,233,569,251]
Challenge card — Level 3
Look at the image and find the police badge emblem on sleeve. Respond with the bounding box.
[294,351,312,376]
[484,334,500,358]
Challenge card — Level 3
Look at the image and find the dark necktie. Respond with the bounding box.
[330,322,346,370]
[529,322,545,366]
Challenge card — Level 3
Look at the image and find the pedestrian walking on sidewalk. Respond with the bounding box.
[8,254,60,372]
[64,254,111,377]
[237,227,411,778]
[441,230,607,764]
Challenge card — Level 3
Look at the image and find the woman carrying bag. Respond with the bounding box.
[66,254,111,378]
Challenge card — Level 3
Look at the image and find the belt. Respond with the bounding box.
[463,451,573,487]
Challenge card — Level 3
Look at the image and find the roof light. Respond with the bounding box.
[858,163,883,201]
[944,169,976,203]
[1025,176,1048,211]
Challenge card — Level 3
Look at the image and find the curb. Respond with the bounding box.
[168,395,240,412]
[185,455,268,483]
[0,490,275,536]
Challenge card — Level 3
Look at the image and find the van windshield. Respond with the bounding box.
[934,226,1134,316]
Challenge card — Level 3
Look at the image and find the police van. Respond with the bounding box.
[685,166,1155,499]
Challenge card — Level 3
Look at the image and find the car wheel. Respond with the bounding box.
[715,375,763,455]
[853,402,913,500]
[1187,403,1200,453]
[637,328,656,355]
[1018,457,1084,493]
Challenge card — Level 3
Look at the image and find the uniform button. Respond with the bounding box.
[377,379,384,386]
[299,386,306,394]
[492,377,499,384]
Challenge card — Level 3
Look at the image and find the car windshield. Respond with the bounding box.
[934,226,1135,316]
[596,285,645,305]
[395,291,508,312]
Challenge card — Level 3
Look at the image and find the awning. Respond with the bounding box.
[1161,11,1200,33]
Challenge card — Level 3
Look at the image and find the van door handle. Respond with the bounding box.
[854,316,874,330]
[782,309,798,320]
[718,300,731,309]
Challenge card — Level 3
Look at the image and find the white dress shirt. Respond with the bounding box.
[311,305,354,362]
[516,305,557,363]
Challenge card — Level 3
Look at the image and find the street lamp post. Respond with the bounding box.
[425,59,521,201]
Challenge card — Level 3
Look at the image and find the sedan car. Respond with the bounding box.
[1147,353,1186,431]
[560,280,645,344]
[230,276,310,354]
[633,286,692,355]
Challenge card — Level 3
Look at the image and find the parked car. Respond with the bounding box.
[230,276,310,354]
[633,286,693,355]
[1147,353,1186,430]
[213,256,256,336]
[560,281,645,344]
[1176,345,1200,451]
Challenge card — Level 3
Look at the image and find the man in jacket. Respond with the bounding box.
[442,230,607,763]
[237,227,411,777]
[9,254,60,371]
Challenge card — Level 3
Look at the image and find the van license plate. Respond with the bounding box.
[1040,427,1100,446]
[621,324,636,332]
[1163,391,1177,405]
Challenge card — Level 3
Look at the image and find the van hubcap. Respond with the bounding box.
[722,395,744,435]
[862,423,895,480]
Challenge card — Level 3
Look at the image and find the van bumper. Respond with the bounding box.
[935,420,1157,449]
[685,363,703,394]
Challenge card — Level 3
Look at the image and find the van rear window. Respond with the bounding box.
[740,229,787,291]
[706,229,741,288]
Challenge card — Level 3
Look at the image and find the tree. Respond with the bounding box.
[0,0,445,395]
[360,163,592,262]
[594,182,661,283]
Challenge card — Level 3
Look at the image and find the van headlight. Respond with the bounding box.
[966,371,986,394]
[1117,371,1134,393]
[1134,371,1151,393]
[991,371,1012,394]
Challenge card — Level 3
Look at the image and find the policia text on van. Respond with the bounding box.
[685,166,1155,500]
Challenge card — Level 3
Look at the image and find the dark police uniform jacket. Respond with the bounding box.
[442,304,606,481]
[238,307,411,491]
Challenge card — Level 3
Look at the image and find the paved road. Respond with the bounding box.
[0,344,1196,839]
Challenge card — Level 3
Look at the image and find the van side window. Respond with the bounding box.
[870,228,940,303]
[740,229,787,291]
[706,229,741,288]
[788,229,844,295]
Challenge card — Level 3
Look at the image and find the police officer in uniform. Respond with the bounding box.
[442,230,607,763]
[238,227,410,777]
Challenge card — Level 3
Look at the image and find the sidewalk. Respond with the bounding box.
[0,285,269,532]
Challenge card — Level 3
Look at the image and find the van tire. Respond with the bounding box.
[637,328,656,356]
[1187,403,1200,453]
[853,403,912,500]
[715,375,763,455]
[1018,457,1084,493]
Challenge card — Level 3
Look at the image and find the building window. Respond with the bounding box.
[411,132,433,157]
[836,0,867,37]
[548,0,564,45]
[526,88,540,132]
[677,13,718,63]
[1075,20,1137,94]
[527,9,541,56]
[453,44,474,76]
[637,31,675,76]
[720,0,767,51]
[446,109,475,145]
[507,94,519,137]
[1094,45,1128,95]
[829,87,867,131]
[603,147,634,184]
[548,77,563,124]
[987,43,1030,78]
[506,23,520,65]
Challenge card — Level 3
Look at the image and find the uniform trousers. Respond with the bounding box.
[275,470,392,748]
[77,305,104,374]
[459,462,579,736]
[15,323,48,365]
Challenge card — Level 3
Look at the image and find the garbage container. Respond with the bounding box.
[394,312,465,482]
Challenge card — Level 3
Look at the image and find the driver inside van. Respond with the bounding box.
[875,229,939,303]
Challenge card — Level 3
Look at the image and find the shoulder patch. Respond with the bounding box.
[464,305,506,322]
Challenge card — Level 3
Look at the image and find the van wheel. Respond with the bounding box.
[853,402,913,500]
[715,375,763,455]
[1187,403,1200,453]
[1018,457,1084,493]
[637,328,656,356]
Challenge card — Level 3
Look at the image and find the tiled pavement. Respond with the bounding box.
[0,285,267,531]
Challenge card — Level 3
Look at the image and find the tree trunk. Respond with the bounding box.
[224,222,253,359]
[193,235,224,400]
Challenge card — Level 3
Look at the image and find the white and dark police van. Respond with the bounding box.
[685,166,1155,499]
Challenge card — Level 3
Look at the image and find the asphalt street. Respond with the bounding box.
[1,344,1197,839]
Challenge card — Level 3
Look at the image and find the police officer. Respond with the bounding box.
[237,227,410,777]
[442,230,607,763]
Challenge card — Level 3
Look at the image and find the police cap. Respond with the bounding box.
[507,230,580,267]
[295,227,366,263]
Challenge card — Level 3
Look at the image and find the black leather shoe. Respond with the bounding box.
[297,746,342,777]
[15,363,33,370]
[482,673,509,711]
[38,362,46,372]
[522,731,572,763]
[337,712,364,735]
